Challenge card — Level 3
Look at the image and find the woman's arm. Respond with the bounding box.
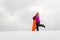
[33,16,36,20]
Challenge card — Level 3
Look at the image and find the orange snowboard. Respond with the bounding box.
[32,19,36,31]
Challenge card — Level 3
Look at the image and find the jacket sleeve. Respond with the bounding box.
[33,16,36,20]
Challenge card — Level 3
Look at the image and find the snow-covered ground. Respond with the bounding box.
[0,31,60,40]
[0,0,60,31]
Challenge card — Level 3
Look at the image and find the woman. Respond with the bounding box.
[33,12,45,31]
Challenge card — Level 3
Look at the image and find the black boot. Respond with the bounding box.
[43,24,45,28]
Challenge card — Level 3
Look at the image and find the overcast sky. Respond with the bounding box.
[0,0,60,31]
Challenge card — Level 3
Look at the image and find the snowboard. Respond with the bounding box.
[32,19,36,31]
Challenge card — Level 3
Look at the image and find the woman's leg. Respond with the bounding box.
[36,23,39,31]
[36,23,45,31]
[39,24,45,28]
